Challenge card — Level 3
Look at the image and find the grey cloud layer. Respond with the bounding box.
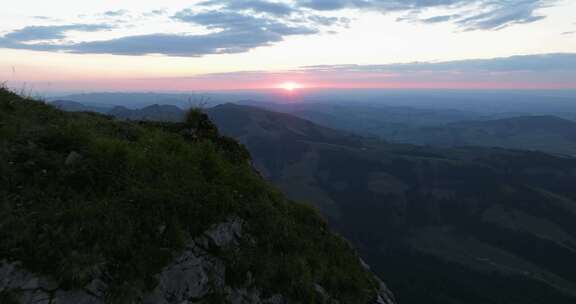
[103,10,129,17]
[173,9,317,35]
[178,53,576,86]
[298,0,551,30]
[2,24,113,42]
[0,0,557,57]
[199,0,295,16]
[303,53,576,72]
[196,0,553,30]
[0,4,324,57]
[65,32,285,56]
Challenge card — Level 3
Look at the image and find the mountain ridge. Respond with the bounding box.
[49,98,576,303]
[0,88,395,304]
[391,115,576,155]
[205,104,576,304]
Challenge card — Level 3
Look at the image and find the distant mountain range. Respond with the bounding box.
[55,98,576,156]
[108,104,186,122]
[51,90,576,117]
[388,115,576,156]
[51,99,112,113]
[248,102,488,138]
[53,100,576,304]
[247,102,576,156]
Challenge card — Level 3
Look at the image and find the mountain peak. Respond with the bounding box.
[0,88,394,304]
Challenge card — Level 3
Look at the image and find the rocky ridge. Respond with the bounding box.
[0,87,395,304]
[1,218,394,304]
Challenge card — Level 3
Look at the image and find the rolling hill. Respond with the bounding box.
[390,115,576,156]
[247,102,487,139]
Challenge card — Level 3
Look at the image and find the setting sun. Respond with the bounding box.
[279,82,302,92]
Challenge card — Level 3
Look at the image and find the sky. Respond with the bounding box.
[0,0,575,93]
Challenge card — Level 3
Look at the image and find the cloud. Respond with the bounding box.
[166,53,576,89]
[304,53,576,72]
[305,15,351,26]
[197,0,352,28]
[0,2,333,57]
[0,8,322,57]
[296,0,351,11]
[295,0,552,30]
[0,31,284,57]
[172,9,317,35]
[143,9,168,17]
[0,1,558,58]
[200,0,296,16]
[103,10,129,17]
[454,1,547,30]
[1,24,114,42]
[64,32,289,56]
[31,16,61,21]
[153,0,557,32]
[194,0,553,31]
[419,14,460,24]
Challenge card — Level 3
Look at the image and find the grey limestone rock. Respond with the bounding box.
[0,218,395,304]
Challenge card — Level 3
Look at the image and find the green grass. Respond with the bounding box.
[0,87,379,303]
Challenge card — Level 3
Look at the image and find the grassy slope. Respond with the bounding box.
[0,88,381,303]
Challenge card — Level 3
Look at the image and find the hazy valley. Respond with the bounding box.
[51,93,576,304]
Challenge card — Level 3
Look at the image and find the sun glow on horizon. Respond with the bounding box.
[278,81,303,92]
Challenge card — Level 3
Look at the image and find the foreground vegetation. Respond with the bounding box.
[0,87,381,303]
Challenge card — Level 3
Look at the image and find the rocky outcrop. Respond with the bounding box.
[0,262,101,304]
[374,280,396,304]
[0,218,395,304]
[142,217,289,304]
